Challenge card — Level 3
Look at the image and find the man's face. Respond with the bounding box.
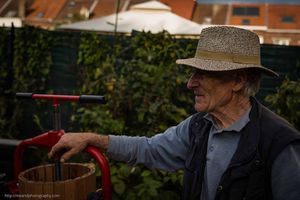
[187,69,236,113]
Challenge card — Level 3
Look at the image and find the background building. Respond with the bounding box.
[1,0,300,45]
[192,0,300,45]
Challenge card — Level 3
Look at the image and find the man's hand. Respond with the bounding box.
[48,133,109,162]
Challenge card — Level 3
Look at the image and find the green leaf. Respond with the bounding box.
[141,170,151,177]
[114,179,126,195]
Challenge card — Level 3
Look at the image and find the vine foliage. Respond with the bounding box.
[0,26,53,139]
[265,78,300,130]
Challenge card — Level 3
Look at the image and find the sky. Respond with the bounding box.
[196,0,300,4]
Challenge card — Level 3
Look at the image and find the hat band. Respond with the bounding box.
[196,49,260,65]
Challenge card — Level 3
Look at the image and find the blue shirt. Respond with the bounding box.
[107,110,300,200]
[201,109,250,200]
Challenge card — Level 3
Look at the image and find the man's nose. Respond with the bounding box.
[187,74,198,89]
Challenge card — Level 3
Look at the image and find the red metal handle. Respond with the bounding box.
[85,147,112,200]
[13,130,64,180]
[16,93,106,104]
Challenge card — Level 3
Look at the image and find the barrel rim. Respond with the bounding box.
[18,162,95,184]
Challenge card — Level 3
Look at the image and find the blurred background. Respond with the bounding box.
[0,0,299,199]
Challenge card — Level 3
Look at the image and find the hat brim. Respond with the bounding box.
[176,58,279,77]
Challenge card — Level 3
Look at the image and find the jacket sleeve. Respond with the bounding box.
[106,116,192,171]
[271,142,300,200]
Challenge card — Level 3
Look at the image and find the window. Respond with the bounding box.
[233,7,259,16]
[36,12,44,18]
[5,11,17,17]
[203,17,212,24]
[272,38,290,46]
[233,7,244,16]
[69,1,76,7]
[241,19,250,25]
[247,7,259,16]
[281,16,294,23]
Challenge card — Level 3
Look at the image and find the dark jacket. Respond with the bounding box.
[183,97,300,200]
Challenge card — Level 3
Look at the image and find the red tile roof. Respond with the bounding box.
[91,0,148,19]
[27,0,68,21]
[91,0,119,18]
[159,0,195,19]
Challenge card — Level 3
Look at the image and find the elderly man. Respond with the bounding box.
[49,26,300,200]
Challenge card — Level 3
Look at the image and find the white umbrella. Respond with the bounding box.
[59,1,203,35]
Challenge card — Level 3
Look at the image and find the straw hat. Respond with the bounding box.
[176,26,278,77]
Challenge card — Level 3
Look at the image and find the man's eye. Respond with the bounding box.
[194,70,207,76]
[193,69,202,74]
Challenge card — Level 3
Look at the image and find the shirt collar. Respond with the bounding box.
[204,107,251,132]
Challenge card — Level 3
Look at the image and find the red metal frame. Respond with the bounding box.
[11,93,112,200]
[31,94,80,102]
[13,130,64,180]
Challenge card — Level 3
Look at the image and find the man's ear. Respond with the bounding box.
[232,73,247,92]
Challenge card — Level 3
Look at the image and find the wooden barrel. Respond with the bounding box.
[18,163,96,200]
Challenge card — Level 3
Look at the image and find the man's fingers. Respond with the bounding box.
[48,133,90,161]
[48,144,76,162]
[48,142,65,159]
[60,149,77,162]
